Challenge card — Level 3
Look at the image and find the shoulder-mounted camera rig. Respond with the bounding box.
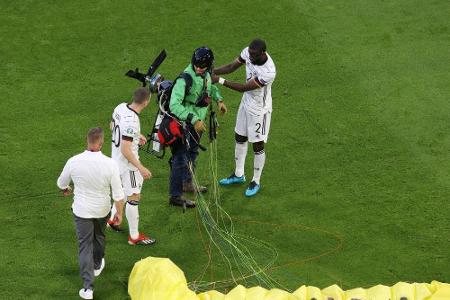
[125,49,167,91]
[125,49,218,159]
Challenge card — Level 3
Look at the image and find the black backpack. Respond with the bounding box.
[155,73,193,147]
[157,72,193,113]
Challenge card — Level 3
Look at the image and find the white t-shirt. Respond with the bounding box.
[57,150,124,219]
[111,103,141,172]
[239,47,276,114]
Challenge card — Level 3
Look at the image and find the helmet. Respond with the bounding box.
[191,47,214,71]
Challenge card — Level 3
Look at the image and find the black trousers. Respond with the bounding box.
[73,213,108,290]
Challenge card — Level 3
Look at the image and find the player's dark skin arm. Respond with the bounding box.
[223,78,261,92]
[213,59,243,75]
[211,74,262,92]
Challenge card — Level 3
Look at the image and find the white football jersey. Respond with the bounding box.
[111,103,140,171]
[239,47,276,114]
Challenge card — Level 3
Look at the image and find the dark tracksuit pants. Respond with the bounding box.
[169,126,200,197]
[73,213,108,290]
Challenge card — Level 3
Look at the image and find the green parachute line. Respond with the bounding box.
[186,139,284,292]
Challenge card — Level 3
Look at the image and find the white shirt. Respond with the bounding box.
[111,103,141,172]
[57,150,124,218]
[239,47,276,114]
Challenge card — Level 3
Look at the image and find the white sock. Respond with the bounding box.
[126,200,139,239]
[109,204,117,222]
[234,141,248,177]
[252,150,266,185]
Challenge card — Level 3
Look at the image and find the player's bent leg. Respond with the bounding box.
[252,141,266,184]
[219,133,247,186]
[245,141,265,197]
[107,201,124,232]
[108,204,117,222]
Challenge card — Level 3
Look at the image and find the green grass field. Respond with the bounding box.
[1,0,450,298]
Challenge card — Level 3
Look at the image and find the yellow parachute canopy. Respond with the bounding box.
[128,257,450,300]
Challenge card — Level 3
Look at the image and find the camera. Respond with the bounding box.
[148,73,164,94]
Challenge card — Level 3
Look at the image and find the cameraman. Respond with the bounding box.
[168,47,227,208]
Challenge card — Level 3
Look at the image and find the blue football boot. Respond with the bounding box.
[219,173,246,185]
[245,181,260,197]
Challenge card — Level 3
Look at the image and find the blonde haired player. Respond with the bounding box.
[108,87,156,245]
[213,39,276,197]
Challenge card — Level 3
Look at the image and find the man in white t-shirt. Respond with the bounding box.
[57,127,125,300]
[108,87,155,246]
[213,39,276,197]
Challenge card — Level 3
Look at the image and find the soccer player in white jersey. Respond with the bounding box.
[108,87,156,246]
[213,39,276,197]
